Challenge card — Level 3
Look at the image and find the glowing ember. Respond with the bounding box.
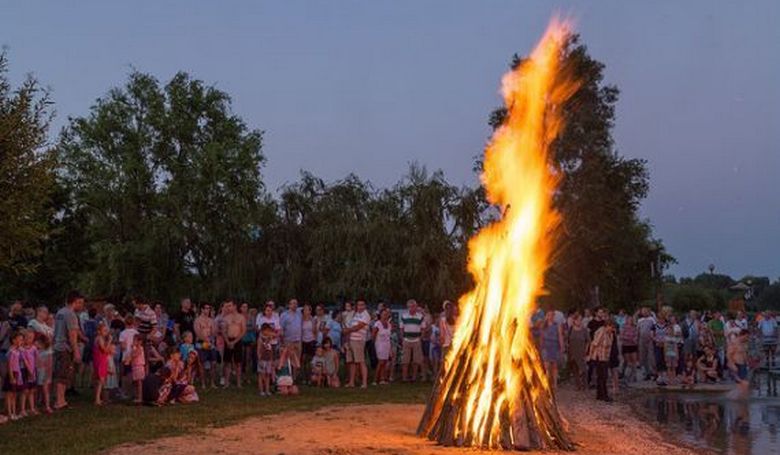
[417,17,579,450]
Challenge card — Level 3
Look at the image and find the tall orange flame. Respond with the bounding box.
[418,17,579,450]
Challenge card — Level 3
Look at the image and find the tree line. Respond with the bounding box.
[0,38,673,312]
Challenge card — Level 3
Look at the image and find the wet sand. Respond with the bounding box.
[111,387,697,455]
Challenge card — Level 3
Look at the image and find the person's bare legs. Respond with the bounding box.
[411,363,420,382]
[359,361,368,388]
[374,360,385,384]
[347,362,357,387]
[235,361,242,388]
[401,363,409,382]
[55,381,67,408]
[94,378,104,405]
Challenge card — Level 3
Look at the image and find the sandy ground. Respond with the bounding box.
[110,388,697,455]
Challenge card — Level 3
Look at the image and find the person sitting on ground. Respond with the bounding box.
[697,346,720,383]
[142,366,172,406]
[680,353,696,387]
[276,345,299,395]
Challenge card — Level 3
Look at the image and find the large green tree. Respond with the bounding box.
[58,71,266,302]
[0,51,57,282]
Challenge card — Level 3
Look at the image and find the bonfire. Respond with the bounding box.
[417,18,579,451]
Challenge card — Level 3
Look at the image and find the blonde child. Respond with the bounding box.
[256,323,275,396]
[4,331,24,420]
[92,323,111,406]
[276,345,299,395]
[34,333,53,414]
[130,334,146,403]
[21,330,38,416]
[105,343,119,399]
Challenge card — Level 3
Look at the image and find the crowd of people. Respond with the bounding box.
[0,291,457,423]
[536,306,778,402]
[1,290,777,424]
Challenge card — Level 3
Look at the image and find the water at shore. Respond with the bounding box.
[634,373,780,454]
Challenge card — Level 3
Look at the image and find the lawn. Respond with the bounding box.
[0,383,432,454]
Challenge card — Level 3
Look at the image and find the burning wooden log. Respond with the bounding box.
[417,16,578,452]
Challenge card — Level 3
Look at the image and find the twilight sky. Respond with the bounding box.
[2,1,778,279]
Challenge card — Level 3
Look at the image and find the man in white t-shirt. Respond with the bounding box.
[118,315,139,397]
[343,299,370,388]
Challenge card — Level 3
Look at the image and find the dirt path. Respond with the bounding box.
[111,388,696,455]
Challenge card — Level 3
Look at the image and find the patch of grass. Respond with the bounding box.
[0,383,431,454]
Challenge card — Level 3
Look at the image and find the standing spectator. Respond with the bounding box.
[759,311,778,368]
[133,297,157,340]
[591,319,616,402]
[194,304,217,388]
[637,307,656,380]
[420,305,434,381]
[727,329,750,397]
[221,300,246,388]
[34,333,53,413]
[652,310,670,385]
[240,303,257,384]
[279,299,303,378]
[256,323,275,396]
[256,301,281,354]
[8,301,28,331]
[78,307,98,388]
[52,290,85,410]
[344,299,370,388]
[400,299,425,382]
[118,315,139,398]
[541,311,564,390]
[586,307,607,386]
[664,316,682,384]
[314,304,330,345]
[152,303,171,345]
[372,307,393,385]
[28,306,53,341]
[21,329,38,416]
[566,313,590,390]
[681,310,699,358]
[173,298,197,343]
[4,330,24,419]
[327,310,343,351]
[620,315,639,382]
[438,301,456,361]
[708,311,726,366]
[724,313,741,347]
[300,304,317,384]
[92,323,111,406]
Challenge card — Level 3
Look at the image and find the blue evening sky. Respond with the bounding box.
[2,1,778,279]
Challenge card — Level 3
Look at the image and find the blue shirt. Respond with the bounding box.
[327,319,342,348]
[279,309,303,343]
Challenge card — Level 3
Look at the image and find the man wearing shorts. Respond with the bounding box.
[279,299,303,377]
[400,299,425,382]
[344,300,370,388]
[53,290,85,409]
[194,304,217,388]
[221,300,246,388]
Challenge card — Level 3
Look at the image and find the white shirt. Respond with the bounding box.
[350,310,371,342]
[118,328,139,360]
[255,314,281,345]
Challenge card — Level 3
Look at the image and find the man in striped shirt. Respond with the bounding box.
[400,299,426,382]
